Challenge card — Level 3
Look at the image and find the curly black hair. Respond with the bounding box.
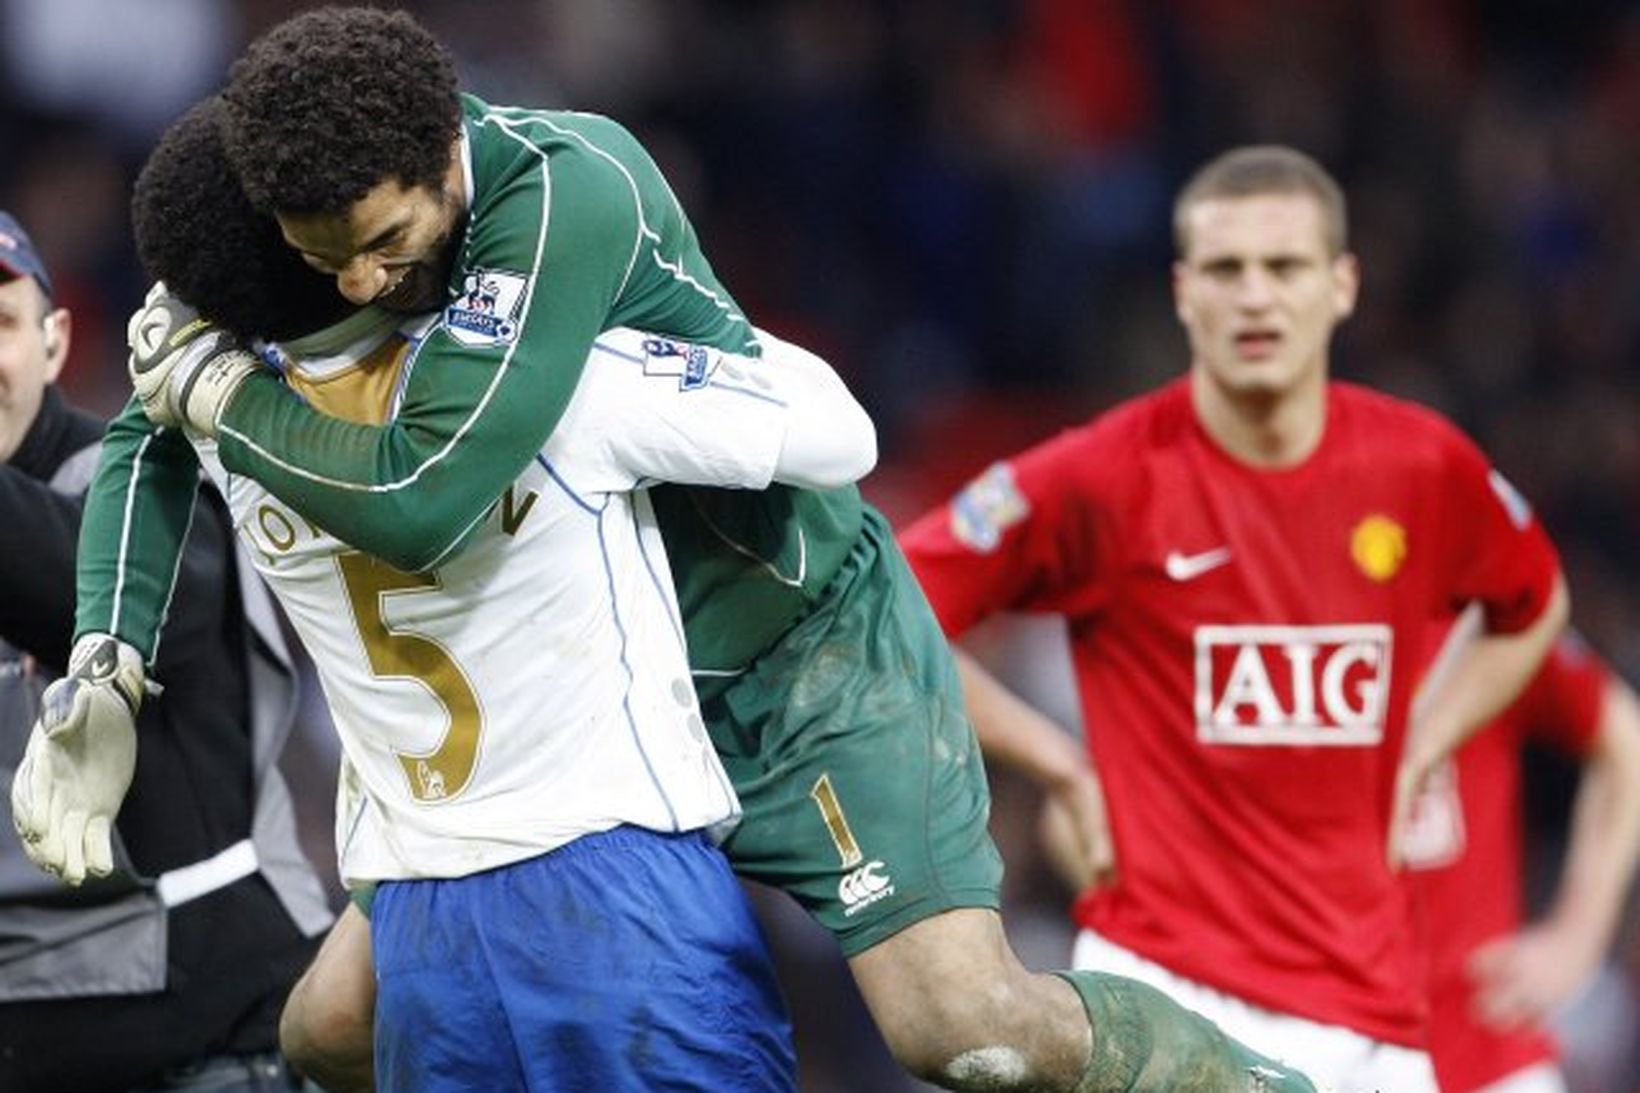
[132,97,353,341]
[220,6,461,216]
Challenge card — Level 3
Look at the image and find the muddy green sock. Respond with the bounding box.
[1056,970,1319,1093]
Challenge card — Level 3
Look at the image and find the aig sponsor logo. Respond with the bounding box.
[1194,624,1392,746]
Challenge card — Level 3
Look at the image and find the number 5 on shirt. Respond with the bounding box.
[338,552,482,802]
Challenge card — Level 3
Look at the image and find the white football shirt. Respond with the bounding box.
[194,314,799,885]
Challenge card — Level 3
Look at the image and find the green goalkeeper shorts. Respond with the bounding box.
[350,509,1003,954]
[702,505,1003,957]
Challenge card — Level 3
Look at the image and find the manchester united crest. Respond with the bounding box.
[1350,514,1407,582]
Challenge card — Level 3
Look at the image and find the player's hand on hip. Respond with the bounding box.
[127,281,259,436]
[1038,764,1117,892]
[10,634,146,885]
[1385,744,1440,870]
[1467,922,1601,1031]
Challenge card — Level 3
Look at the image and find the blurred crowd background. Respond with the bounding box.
[3,1,1637,1089]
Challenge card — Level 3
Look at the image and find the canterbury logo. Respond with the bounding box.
[1247,1064,1286,1091]
[838,860,895,917]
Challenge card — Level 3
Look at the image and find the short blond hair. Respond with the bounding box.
[1173,145,1347,257]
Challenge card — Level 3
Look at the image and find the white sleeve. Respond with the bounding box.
[758,329,877,489]
[546,327,875,493]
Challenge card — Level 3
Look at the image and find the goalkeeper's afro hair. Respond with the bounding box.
[132,96,352,341]
[221,6,461,215]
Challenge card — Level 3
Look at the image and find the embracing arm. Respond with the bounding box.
[212,118,746,571]
[214,310,597,573]
[73,399,203,661]
[765,335,876,489]
[582,329,875,493]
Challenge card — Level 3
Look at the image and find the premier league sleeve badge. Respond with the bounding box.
[444,268,529,347]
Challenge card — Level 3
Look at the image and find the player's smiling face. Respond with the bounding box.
[278,150,466,314]
[1173,192,1358,402]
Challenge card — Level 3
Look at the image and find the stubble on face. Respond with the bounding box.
[278,161,466,315]
[374,212,461,314]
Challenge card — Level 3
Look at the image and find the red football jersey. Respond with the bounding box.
[1404,629,1605,1093]
[899,378,1561,1044]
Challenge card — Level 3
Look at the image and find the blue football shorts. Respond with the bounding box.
[370,826,795,1092]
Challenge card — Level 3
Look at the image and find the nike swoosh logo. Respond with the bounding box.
[1164,547,1232,581]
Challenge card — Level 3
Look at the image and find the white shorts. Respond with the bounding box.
[1471,1061,1567,1093]
[1072,929,1439,1093]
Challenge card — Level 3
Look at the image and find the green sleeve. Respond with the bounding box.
[214,143,635,573]
[75,397,201,661]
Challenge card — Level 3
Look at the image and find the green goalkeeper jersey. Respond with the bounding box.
[78,94,861,676]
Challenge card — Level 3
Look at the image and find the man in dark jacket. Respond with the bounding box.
[0,209,333,1091]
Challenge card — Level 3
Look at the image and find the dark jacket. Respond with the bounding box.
[0,387,331,1091]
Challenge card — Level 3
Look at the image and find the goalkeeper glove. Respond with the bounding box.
[127,281,260,435]
[10,634,146,886]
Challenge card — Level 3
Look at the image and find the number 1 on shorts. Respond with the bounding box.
[809,773,863,869]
